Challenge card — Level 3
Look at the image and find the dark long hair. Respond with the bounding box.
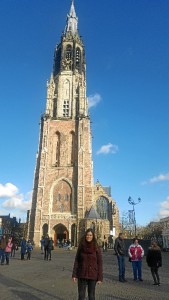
[151,241,160,250]
[78,228,98,250]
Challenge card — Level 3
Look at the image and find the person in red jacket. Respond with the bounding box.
[128,238,144,281]
[72,228,103,300]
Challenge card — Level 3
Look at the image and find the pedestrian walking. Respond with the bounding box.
[128,238,144,281]
[72,228,103,300]
[5,238,13,265]
[114,233,126,282]
[20,237,27,260]
[0,235,7,265]
[47,237,54,261]
[146,241,162,286]
[26,240,33,260]
[102,240,108,252]
[11,240,18,257]
[44,234,49,260]
[40,236,45,254]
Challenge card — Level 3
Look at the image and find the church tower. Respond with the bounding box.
[28,1,94,245]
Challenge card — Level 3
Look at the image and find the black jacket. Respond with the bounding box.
[114,237,125,256]
[146,248,162,268]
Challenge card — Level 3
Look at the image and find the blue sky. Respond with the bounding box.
[0,0,169,225]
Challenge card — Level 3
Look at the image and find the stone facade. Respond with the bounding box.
[28,1,120,246]
[93,181,120,239]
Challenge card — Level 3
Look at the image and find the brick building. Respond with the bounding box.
[28,1,120,246]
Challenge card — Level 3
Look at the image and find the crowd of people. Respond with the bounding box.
[40,235,54,260]
[0,230,163,300]
[0,235,34,264]
[114,232,162,286]
[71,229,163,299]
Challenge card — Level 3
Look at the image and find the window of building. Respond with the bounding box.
[66,45,72,60]
[96,196,109,220]
[55,132,60,166]
[76,48,81,70]
[70,131,75,165]
[63,100,69,117]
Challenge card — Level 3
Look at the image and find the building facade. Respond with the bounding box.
[28,1,119,246]
[160,217,169,250]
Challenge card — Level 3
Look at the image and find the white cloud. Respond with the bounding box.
[158,196,169,219]
[150,173,169,183]
[96,143,119,155]
[88,93,101,108]
[0,182,32,219]
[2,197,31,212]
[0,183,18,197]
[141,173,169,185]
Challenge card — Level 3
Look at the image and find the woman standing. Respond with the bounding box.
[72,228,103,300]
[5,238,13,265]
[146,241,162,286]
[128,238,144,281]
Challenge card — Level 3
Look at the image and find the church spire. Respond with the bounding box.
[65,0,78,36]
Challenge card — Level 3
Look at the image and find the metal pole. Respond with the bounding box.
[133,204,136,236]
[128,197,141,237]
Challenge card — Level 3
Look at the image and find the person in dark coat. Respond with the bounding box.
[114,233,126,282]
[47,237,54,261]
[0,235,7,265]
[72,228,103,300]
[146,241,162,286]
[20,237,27,260]
[44,234,49,260]
[11,240,17,257]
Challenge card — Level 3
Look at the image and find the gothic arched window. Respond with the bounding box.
[76,47,81,70]
[64,45,72,70]
[70,131,75,165]
[66,44,72,60]
[55,132,60,166]
[96,196,109,220]
[63,80,70,117]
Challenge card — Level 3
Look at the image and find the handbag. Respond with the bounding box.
[157,261,162,268]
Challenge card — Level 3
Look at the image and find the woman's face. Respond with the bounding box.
[134,239,138,245]
[86,231,93,242]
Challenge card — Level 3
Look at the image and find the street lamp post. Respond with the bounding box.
[109,202,116,248]
[128,196,141,237]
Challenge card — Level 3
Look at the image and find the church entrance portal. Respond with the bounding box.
[53,223,68,246]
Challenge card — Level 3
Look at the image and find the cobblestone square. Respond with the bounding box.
[0,248,168,300]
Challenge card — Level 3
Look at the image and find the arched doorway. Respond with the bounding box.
[42,223,48,237]
[53,223,68,246]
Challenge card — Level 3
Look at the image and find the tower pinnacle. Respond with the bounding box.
[65,0,78,36]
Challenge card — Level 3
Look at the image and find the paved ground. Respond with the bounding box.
[0,248,168,300]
